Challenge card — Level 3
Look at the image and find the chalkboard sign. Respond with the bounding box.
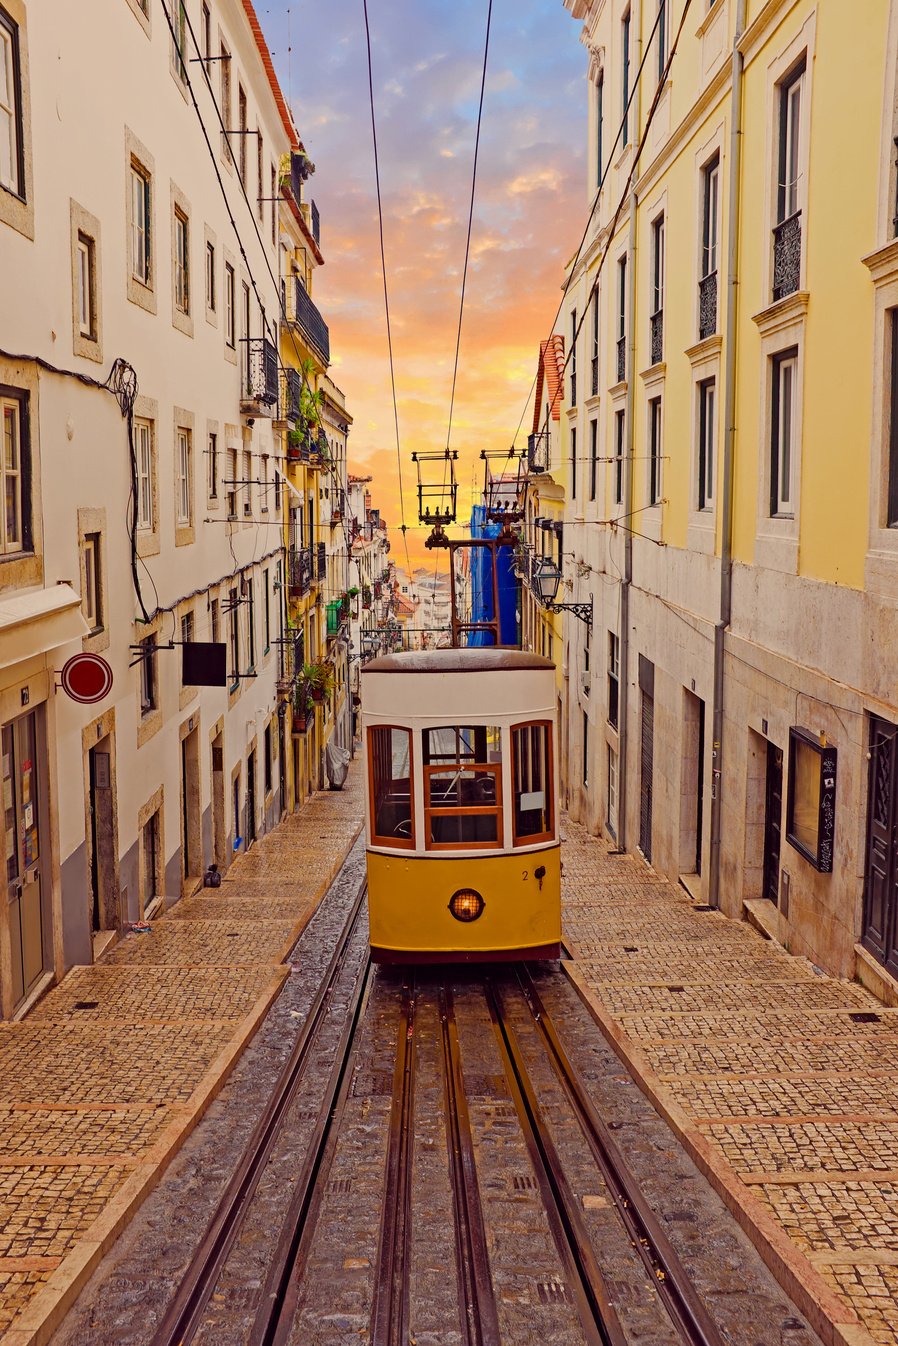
[786,727,837,873]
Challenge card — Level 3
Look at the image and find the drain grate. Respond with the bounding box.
[849,1011,882,1024]
[623,946,638,953]
[329,1177,353,1194]
[513,1174,536,1192]
[72,1001,100,1010]
[537,1282,568,1305]
[692,904,714,912]
[667,985,686,993]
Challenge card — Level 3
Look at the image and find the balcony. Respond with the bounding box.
[650,310,663,367]
[773,212,801,302]
[698,271,718,341]
[288,546,312,598]
[570,371,577,407]
[326,599,341,638]
[527,430,549,474]
[330,488,346,523]
[293,280,330,365]
[316,541,327,581]
[280,367,303,425]
[591,355,599,398]
[616,334,626,384]
[240,337,278,413]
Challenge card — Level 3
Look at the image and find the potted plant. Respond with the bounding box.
[292,679,313,733]
[362,583,372,609]
[302,661,335,704]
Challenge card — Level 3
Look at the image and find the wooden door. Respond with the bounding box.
[763,742,783,905]
[639,690,654,862]
[863,717,898,976]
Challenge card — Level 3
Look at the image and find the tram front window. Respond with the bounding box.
[369,725,414,847]
[423,726,502,849]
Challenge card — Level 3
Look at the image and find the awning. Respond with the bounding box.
[0,585,90,671]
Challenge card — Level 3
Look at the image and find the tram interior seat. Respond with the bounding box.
[374,784,412,839]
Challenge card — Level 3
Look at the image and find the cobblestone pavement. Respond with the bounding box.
[0,764,363,1346]
[561,816,898,1346]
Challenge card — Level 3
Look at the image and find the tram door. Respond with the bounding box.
[3,713,46,1008]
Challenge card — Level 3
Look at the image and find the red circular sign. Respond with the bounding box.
[61,653,113,704]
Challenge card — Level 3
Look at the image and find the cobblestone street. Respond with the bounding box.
[561,817,898,1346]
[0,765,363,1346]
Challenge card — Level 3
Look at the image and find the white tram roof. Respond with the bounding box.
[361,647,557,722]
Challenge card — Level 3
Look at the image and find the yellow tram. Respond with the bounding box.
[360,648,561,962]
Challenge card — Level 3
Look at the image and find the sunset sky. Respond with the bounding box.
[262,0,586,569]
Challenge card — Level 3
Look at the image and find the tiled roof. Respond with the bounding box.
[241,1,299,149]
[532,336,565,433]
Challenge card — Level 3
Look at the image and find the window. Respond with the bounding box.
[771,349,797,516]
[238,85,247,181]
[589,418,598,501]
[614,408,625,506]
[83,532,102,631]
[617,254,627,381]
[607,745,618,837]
[271,164,277,244]
[246,577,256,669]
[169,0,187,80]
[142,811,160,909]
[608,631,619,729]
[584,619,591,676]
[570,427,577,502]
[570,308,577,404]
[226,446,237,517]
[206,240,216,311]
[241,281,250,387]
[512,722,554,844]
[889,310,898,527]
[130,163,151,285]
[174,208,189,313]
[621,9,631,144]
[210,596,220,645]
[0,394,26,554]
[260,454,269,511]
[176,429,191,525]
[0,10,23,196]
[649,396,662,506]
[264,723,272,795]
[256,131,264,220]
[595,71,604,191]
[263,569,271,649]
[242,448,252,516]
[657,0,668,81]
[786,727,837,873]
[423,725,502,849]
[697,378,716,511]
[778,63,805,225]
[135,417,153,530]
[591,289,599,397]
[228,585,239,685]
[702,155,720,279]
[77,234,95,338]
[180,611,194,678]
[139,636,157,715]
[207,431,218,498]
[651,215,664,319]
[582,711,589,787]
[369,726,414,848]
[201,2,211,60]
[220,42,231,158]
[224,262,235,346]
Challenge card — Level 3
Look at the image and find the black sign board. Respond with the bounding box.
[183,641,228,687]
[786,726,837,873]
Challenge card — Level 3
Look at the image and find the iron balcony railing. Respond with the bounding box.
[527,430,549,474]
[311,199,320,246]
[698,271,718,340]
[616,334,626,384]
[570,370,577,406]
[650,310,663,367]
[591,355,599,397]
[281,367,302,424]
[773,211,801,302]
[316,541,327,581]
[293,280,330,365]
[288,545,312,598]
[241,337,278,408]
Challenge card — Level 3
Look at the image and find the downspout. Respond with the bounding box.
[708,0,746,907]
[616,1,641,854]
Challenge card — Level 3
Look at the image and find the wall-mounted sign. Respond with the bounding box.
[183,642,228,687]
[786,726,837,873]
[60,653,113,704]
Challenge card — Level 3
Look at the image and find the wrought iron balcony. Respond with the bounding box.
[288,545,312,598]
[591,355,599,398]
[570,371,577,406]
[293,279,330,365]
[241,337,278,411]
[527,431,549,474]
[616,334,626,384]
[280,367,302,425]
[698,271,718,340]
[316,541,327,581]
[773,211,801,302]
[650,310,663,367]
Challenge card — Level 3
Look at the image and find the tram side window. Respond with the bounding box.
[423,725,503,849]
[512,721,554,844]
[369,726,414,847]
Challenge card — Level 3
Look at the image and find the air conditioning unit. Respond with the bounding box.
[579,670,590,698]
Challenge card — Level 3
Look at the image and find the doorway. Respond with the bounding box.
[88,733,117,938]
[246,748,257,847]
[763,741,784,905]
[211,732,226,868]
[4,711,48,1009]
[680,691,705,878]
[638,656,654,863]
[862,716,898,977]
[180,726,201,884]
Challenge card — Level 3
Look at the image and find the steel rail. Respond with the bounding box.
[370,975,418,1346]
[484,977,624,1346]
[438,983,502,1346]
[150,875,369,1346]
[516,968,727,1346]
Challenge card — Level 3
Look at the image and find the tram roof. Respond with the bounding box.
[361,648,555,675]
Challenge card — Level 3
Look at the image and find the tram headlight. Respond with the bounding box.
[448,888,485,922]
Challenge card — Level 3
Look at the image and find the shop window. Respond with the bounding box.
[786,727,836,872]
[512,721,554,844]
[423,725,502,849]
[368,725,414,848]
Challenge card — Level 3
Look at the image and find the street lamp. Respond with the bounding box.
[532,556,592,627]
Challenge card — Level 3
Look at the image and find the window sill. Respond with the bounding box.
[136,529,160,559]
[754,530,798,575]
[127,274,157,315]
[751,290,809,339]
[137,708,163,749]
[685,333,722,368]
[83,625,110,655]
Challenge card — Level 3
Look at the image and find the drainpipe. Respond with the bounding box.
[708,0,746,908]
[616,2,641,854]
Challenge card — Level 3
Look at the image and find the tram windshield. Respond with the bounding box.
[423,726,502,849]
[368,726,414,847]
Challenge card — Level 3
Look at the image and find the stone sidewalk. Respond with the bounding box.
[560,817,898,1346]
[0,763,364,1346]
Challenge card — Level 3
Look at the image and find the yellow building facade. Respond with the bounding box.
[561,0,898,985]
